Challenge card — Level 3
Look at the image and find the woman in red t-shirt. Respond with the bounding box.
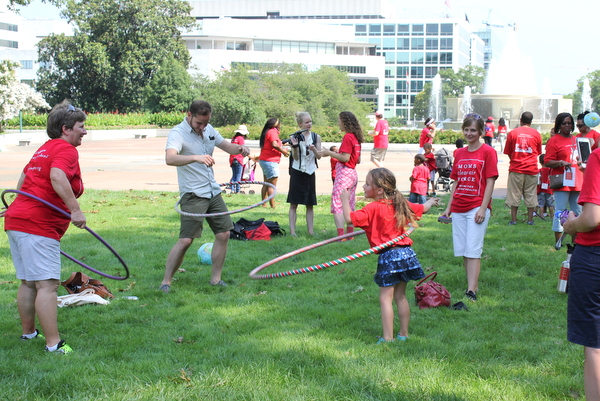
[497,117,508,151]
[441,114,498,301]
[2,101,87,354]
[229,125,249,193]
[544,112,582,243]
[258,118,289,208]
[320,111,363,237]
[563,147,600,400]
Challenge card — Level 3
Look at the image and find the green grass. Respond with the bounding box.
[0,190,583,400]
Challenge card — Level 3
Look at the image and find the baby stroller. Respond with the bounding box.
[435,148,453,192]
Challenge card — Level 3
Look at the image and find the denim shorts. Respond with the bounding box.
[259,160,280,179]
[568,245,600,348]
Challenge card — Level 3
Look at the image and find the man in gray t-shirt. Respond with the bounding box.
[159,100,250,292]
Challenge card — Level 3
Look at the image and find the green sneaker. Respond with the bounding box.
[20,329,45,341]
[45,340,73,354]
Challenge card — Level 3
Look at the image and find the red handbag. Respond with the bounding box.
[414,271,451,309]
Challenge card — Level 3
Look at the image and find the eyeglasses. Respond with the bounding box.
[464,113,482,120]
[561,121,573,126]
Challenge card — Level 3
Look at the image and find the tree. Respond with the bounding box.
[0,60,50,130]
[36,0,195,112]
[143,55,194,113]
[571,71,600,114]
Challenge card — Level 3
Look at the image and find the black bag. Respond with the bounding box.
[264,220,286,236]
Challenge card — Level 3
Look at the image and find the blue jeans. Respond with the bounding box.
[230,160,242,193]
[408,192,426,204]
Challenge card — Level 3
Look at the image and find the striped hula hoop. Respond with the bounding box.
[174,181,276,218]
[249,226,414,279]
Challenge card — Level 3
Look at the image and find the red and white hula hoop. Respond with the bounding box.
[174,180,276,218]
[249,226,415,279]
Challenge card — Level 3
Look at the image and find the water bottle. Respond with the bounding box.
[557,259,570,293]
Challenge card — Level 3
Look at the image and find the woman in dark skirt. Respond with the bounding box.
[287,112,321,236]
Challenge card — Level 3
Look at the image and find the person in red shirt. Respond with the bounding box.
[503,112,542,225]
[409,154,429,204]
[419,117,436,153]
[441,114,499,301]
[369,111,389,168]
[576,111,600,150]
[258,118,289,208]
[2,101,88,354]
[544,112,583,243]
[229,125,249,193]
[537,154,555,218]
[329,145,339,183]
[320,111,363,238]
[340,168,438,343]
[484,116,495,146]
[423,143,437,196]
[563,147,600,401]
[497,117,508,151]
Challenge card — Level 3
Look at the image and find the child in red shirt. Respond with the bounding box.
[341,168,438,343]
[329,145,339,183]
[409,154,429,204]
[423,143,437,196]
[537,154,555,218]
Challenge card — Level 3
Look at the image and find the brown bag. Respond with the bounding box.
[61,272,114,299]
[549,173,564,189]
[414,272,451,309]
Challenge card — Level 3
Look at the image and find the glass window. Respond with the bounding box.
[397,38,409,50]
[385,67,394,78]
[368,37,381,49]
[355,24,367,36]
[385,94,395,106]
[411,66,424,79]
[411,52,424,64]
[411,81,424,93]
[385,52,395,64]
[397,24,409,36]
[412,24,424,35]
[411,38,424,50]
[396,81,407,92]
[382,38,395,50]
[425,66,438,78]
[396,66,409,78]
[440,23,453,35]
[440,52,453,64]
[426,52,438,64]
[426,38,438,50]
[299,42,309,53]
[20,60,33,69]
[385,80,394,92]
[426,24,439,36]
[369,24,381,35]
[440,38,453,50]
[397,52,409,64]
[383,24,395,35]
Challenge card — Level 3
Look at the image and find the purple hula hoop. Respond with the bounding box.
[174,180,277,218]
[249,226,414,279]
[1,189,129,280]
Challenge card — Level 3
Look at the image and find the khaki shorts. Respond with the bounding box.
[505,172,538,208]
[370,147,387,163]
[179,193,233,239]
[7,230,61,281]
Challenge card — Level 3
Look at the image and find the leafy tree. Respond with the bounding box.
[0,60,50,130]
[35,0,195,112]
[412,82,432,121]
[143,55,194,113]
[571,70,600,114]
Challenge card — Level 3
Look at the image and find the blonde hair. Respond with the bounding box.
[368,168,417,229]
[296,111,311,126]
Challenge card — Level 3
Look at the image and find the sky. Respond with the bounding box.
[13,0,600,95]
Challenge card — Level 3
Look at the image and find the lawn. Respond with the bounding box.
[0,190,582,400]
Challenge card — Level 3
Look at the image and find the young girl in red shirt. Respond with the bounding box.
[341,168,438,343]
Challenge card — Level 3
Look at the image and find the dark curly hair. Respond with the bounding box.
[338,111,363,143]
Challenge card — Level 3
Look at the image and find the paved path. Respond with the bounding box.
[0,135,511,199]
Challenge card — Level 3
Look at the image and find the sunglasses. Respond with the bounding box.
[464,113,482,120]
[576,124,585,128]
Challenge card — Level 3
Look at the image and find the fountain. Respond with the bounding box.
[428,74,443,123]
[460,86,473,118]
[445,30,572,131]
[582,77,593,113]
